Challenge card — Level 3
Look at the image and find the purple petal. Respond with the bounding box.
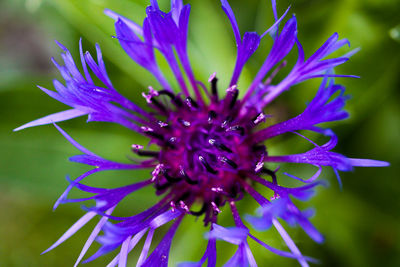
[142,215,184,267]
[171,0,184,24]
[249,233,318,263]
[272,219,309,267]
[230,32,261,86]
[14,109,88,131]
[349,158,390,167]
[74,207,114,267]
[243,16,297,104]
[53,123,97,156]
[104,9,143,36]
[53,169,102,210]
[118,236,131,267]
[220,0,241,45]
[137,228,155,266]
[207,224,248,245]
[42,211,97,254]
[106,229,147,267]
[260,5,291,39]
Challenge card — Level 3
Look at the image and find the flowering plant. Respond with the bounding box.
[16,0,388,266]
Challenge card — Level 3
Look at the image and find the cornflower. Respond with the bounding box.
[16,0,389,266]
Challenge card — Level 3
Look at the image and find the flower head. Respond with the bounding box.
[16,0,388,266]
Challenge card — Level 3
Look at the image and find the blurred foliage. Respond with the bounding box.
[0,0,399,266]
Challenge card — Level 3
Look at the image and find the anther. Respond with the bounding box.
[208,72,217,83]
[142,86,159,104]
[141,127,164,141]
[208,72,218,100]
[226,88,239,109]
[180,167,198,185]
[221,116,232,128]
[211,187,224,193]
[141,126,153,132]
[170,201,177,212]
[132,144,143,150]
[132,144,158,157]
[227,125,245,136]
[208,110,217,123]
[142,92,152,104]
[179,200,190,213]
[211,201,221,214]
[271,193,280,201]
[219,156,238,169]
[158,121,169,128]
[253,113,266,124]
[198,156,218,174]
[151,164,164,181]
[208,139,232,153]
[178,118,191,127]
[255,162,264,172]
[185,97,198,109]
[166,137,177,149]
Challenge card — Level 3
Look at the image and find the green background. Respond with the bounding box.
[0,0,399,266]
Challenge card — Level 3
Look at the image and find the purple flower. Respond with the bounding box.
[16,0,389,266]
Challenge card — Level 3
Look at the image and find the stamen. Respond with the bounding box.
[142,92,152,104]
[255,161,264,172]
[219,156,238,169]
[185,97,198,109]
[178,118,191,127]
[150,97,167,112]
[158,121,169,128]
[227,125,245,136]
[261,167,277,184]
[221,116,232,128]
[141,126,153,132]
[158,89,183,107]
[148,86,159,97]
[131,144,144,150]
[211,187,224,193]
[154,180,170,191]
[163,169,181,183]
[211,201,221,214]
[170,201,176,212]
[208,139,232,153]
[132,144,158,158]
[208,72,217,83]
[180,167,198,185]
[253,113,266,124]
[271,193,280,200]
[227,87,239,109]
[179,200,190,213]
[145,131,164,141]
[252,144,266,152]
[166,137,177,149]
[198,156,218,174]
[190,203,207,216]
[208,72,218,100]
[134,150,159,157]
[151,164,164,181]
[208,110,217,123]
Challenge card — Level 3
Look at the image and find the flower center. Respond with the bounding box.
[138,78,269,223]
